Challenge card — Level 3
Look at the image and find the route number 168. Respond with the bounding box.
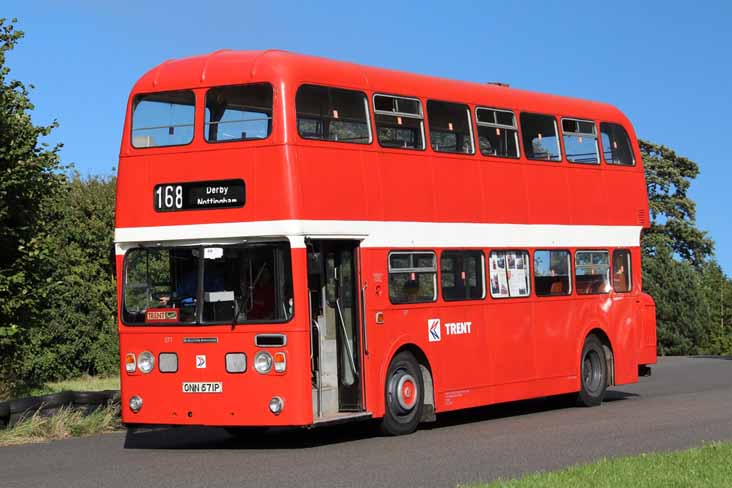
[155,185,183,210]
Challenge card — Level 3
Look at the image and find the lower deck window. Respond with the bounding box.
[388,252,437,304]
[575,250,611,294]
[534,250,572,296]
[441,251,485,301]
[612,249,632,292]
[123,243,293,324]
[489,250,530,298]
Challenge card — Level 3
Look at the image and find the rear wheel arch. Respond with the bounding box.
[583,328,615,387]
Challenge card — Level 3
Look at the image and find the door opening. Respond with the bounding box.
[308,240,363,416]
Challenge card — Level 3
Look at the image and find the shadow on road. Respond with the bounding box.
[123,390,638,450]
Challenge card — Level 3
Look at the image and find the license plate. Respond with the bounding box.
[182,382,223,393]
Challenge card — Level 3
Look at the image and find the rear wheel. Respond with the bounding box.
[576,335,608,407]
[380,351,424,436]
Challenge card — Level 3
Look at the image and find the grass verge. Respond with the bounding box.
[26,375,120,397]
[0,404,121,447]
[468,442,732,488]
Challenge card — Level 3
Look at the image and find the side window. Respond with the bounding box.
[575,250,611,294]
[427,100,474,154]
[373,94,425,150]
[520,113,561,161]
[388,252,437,304]
[612,249,632,293]
[489,251,530,298]
[534,250,572,296]
[132,90,195,148]
[476,107,520,158]
[205,83,273,142]
[600,122,635,166]
[440,251,485,301]
[562,118,599,164]
[296,85,371,144]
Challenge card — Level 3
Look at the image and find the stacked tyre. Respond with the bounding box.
[0,401,9,429]
[74,391,115,415]
[0,390,120,428]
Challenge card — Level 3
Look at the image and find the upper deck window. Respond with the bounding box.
[562,118,599,164]
[296,85,371,144]
[131,90,195,148]
[600,122,635,166]
[520,113,561,161]
[205,83,273,143]
[427,100,474,154]
[476,107,519,158]
[373,94,425,150]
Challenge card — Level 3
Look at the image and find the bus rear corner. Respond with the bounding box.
[638,292,657,375]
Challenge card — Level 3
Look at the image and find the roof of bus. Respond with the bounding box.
[131,49,631,125]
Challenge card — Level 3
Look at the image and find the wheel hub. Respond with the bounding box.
[396,374,417,411]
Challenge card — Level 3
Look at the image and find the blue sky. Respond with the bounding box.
[5,1,731,274]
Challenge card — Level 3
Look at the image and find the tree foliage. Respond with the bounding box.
[0,19,116,396]
[0,18,64,390]
[640,139,730,356]
[640,140,713,265]
[16,174,119,384]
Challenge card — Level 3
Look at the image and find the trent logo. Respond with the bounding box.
[428,318,441,342]
[196,355,206,368]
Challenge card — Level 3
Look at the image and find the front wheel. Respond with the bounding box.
[576,335,608,407]
[379,351,424,436]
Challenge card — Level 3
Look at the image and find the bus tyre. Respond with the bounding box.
[576,335,608,407]
[380,351,424,436]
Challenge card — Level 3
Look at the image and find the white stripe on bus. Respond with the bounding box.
[114,220,642,255]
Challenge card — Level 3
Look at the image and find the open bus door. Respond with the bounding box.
[307,239,367,421]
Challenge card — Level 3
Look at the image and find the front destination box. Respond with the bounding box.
[154,179,245,212]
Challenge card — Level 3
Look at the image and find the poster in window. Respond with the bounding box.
[491,253,510,298]
[507,252,528,296]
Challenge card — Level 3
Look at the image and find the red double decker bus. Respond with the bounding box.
[115,50,656,435]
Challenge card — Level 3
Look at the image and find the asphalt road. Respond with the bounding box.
[2,356,731,488]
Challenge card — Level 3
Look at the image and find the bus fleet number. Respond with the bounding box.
[155,185,183,211]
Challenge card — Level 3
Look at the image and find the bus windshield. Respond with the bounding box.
[123,243,293,325]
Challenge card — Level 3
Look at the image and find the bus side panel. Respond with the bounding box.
[609,290,640,386]
[639,293,657,365]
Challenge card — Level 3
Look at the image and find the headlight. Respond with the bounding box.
[254,351,272,374]
[269,396,284,415]
[129,395,143,413]
[138,351,155,374]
